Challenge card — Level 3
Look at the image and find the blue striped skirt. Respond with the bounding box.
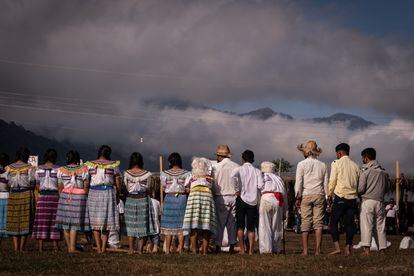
[55,192,90,232]
[87,189,119,231]
[0,192,8,238]
[125,196,156,238]
[160,194,187,235]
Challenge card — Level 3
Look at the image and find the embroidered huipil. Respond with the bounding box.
[186,176,214,190]
[0,166,8,193]
[160,169,191,194]
[123,170,152,194]
[86,160,120,187]
[36,164,60,191]
[57,165,89,189]
[5,163,36,190]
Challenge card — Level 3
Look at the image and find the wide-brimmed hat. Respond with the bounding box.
[297,140,322,156]
[215,144,232,158]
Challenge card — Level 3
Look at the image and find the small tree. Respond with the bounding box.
[272,158,293,175]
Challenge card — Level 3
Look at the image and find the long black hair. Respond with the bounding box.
[0,152,10,168]
[97,145,112,160]
[43,148,58,164]
[15,147,30,163]
[66,150,80,165]
[129,152,144,169]
[168,152,182,169]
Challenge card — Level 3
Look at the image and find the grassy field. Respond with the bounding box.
[1,233,413,275]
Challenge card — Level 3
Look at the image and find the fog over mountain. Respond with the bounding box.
[1,103,413,174]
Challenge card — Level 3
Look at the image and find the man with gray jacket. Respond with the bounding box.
[358,148,389,255]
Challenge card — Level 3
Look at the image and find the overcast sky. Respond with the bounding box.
[0,0,413,173]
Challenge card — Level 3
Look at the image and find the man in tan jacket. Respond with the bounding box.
[328,143,359,256]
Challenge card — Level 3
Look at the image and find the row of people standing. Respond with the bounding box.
[0,144,287,255]
[0,146,123,253]
[294,141,389,256]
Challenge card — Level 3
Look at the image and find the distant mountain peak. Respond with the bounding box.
[309,113,375,130]
[239,107,294,120]
[144,98,209,111]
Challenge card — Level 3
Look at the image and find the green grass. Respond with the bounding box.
[1,234,413,275]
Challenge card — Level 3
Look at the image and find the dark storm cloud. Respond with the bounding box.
[0,0,414,173]
[0,0,414,118]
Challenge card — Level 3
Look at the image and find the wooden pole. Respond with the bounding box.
[396,160,400,208]
[160,155,164,206]
[396,160,400,232]
[278,159,282,176]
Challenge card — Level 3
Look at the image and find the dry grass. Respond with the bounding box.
[1,233,413,275]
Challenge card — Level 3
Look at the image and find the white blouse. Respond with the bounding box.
[123,169,152,194]
[57,165,89,189]
[160,169,191,194]
[186,176,214,189]
[259,172,285,194]
[36,164,60,191]
[5,162,36,190]
[86,160,120,187]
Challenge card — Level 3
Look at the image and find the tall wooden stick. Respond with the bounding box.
[396,160,400,232]
[396,160,400,207]
[160,155,164,206]
[278,159,282,176]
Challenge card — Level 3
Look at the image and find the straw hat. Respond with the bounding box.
[297,140,322,157]
[215,144,232,158]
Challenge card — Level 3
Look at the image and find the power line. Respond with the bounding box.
[1,91,413,133]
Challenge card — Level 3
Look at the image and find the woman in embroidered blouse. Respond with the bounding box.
[5,147,36,252]
[160,152,191,254]
[32,149,61,252]
[182,157,217,255]
[55,150,90,253]
[123,152,156,254]
[86,145,121,254]
[0,152,10,240]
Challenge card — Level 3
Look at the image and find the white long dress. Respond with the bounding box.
[258,173,287,254]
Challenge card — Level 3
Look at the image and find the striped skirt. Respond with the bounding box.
[160,194,187,235]
[87,189,119,231]
[183,187,217,236]
[6,190,35,236]
[32,191,61,240]
[0,192,8,238]
[55,191,90,232]
[125,196,156,238]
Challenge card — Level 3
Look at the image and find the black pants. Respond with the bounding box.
[236,197,258,232]
[330,195,357,245]
[386,217,397,234]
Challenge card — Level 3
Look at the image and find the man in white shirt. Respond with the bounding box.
[230,150,263,255]
[295,140,328,256]
[212,145,239,254]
